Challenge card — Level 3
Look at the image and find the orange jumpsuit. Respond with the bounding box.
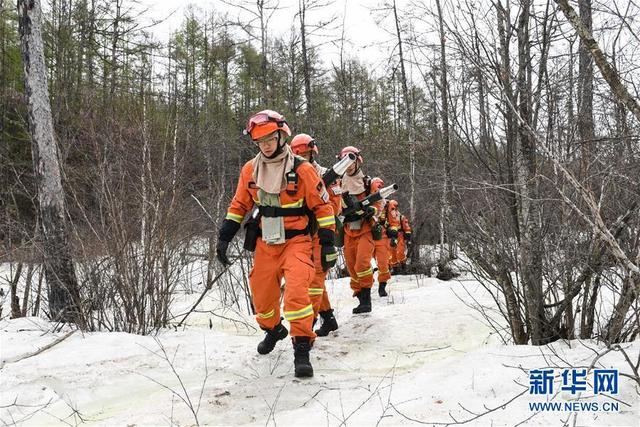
[343,192,380,296]
[387,202,402,268]
[373,202,391,283]
[225,159,335,338]
[391,212,412,267]
[310,175,342,317]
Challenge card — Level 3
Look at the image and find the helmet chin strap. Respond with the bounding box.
[265,132,285,159]
[348,161,361,176]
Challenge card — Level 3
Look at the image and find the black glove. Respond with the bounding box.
[321,244,338,271]
[371,222,384,240]
[386,228,398,239]
[318,229,337,271]
[216,219,241,265]
[342,212,362,223]
[405,232,412,243]
[218,218,241,242]
[362,205,376,220]
[216,239,231,266]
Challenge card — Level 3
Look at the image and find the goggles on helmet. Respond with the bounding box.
[338,146,363,162]
[243,111,288,137]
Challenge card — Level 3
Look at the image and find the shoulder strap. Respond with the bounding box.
[293,155,306,171]
[363,175,372,196]
[291,156,319,235]
[286,156,307,195]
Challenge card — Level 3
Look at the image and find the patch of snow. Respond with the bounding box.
[1,267,638,426]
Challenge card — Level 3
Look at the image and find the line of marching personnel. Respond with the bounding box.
[215,110,412,378]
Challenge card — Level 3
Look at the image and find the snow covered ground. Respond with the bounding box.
[1,267,638,426]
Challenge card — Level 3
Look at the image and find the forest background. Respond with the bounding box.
[1,0,639,349]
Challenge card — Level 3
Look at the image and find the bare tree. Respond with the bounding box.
[577,0,594,182]
[515,0,546,344]
[435,0,452,266]
[9,263,22,318]
[297,0,337,129]
[299,0,312,125]
[392,0,416,223]
[18,0,83,326]
[555,0,640,123]
[222,0,281,104]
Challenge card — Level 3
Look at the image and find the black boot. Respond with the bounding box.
[293,337,314,377]
[352,288,372,314]
[378,282,388,297]
[257,323,288,355]
[314,309,338,337]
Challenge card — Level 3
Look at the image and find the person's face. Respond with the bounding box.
[256,133,279,157]
[299,150,312,161]
[346,160,360,175]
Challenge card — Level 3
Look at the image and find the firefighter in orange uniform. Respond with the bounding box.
[290,133,340,337]
[216,110,337,378]
[397,212,413,271]
[339,146,380,314]
[369,177,392,297]
[388,200,412,273]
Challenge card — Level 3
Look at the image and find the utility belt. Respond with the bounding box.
[257,227,310,240]
[258,206,306,217]
[244,215,310,252]
[344,218,384,241]
[243,203,315,252]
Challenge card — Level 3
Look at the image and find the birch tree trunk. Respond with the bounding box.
[577,0,594,186]
[392,0,415,224]
[258,0,268,104]
[299,0,313,129]
[516,0,546,344]
[18,0,83,326]
[141,89,148,248]
[496,0,521,243]
[10,263,23,318]
[435,0,452,264]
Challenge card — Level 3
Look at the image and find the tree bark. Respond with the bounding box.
[516,0,546,345]
[22,263,34,317]
[10,263,23,318]
[299,0,313,129]
[604,276,637,343]
[258,0,268,103]
[392,0,415,223]
[109,0,122,101]
[18,0,84,326]
[496,1,521,243]
[435,0,452,264]
[577,0,594,182]
[1,0,6,133]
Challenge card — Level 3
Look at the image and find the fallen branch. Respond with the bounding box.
[390,387,528,425]
[176,263,234,328]
[0,330,76,368]
[403,345,451,355]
